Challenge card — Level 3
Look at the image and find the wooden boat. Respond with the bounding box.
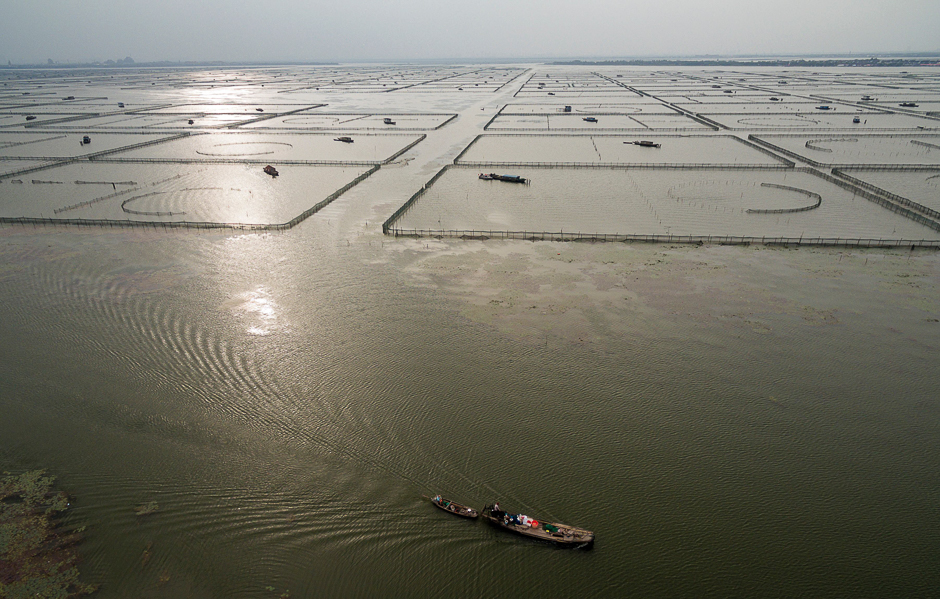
[25,115,37,121]
[479,173,527,184]
[481,504,594,547]
[334,136,354,143]
[627,140,660,148]
[583,117,598,122]
[263,165,279,177]
[431,495,478,518]
[383,117,396,125]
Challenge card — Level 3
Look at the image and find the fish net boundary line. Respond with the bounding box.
[748,134,940,168]
[382,164,940,237]
[453,133,795,167]
[832,167,940,222]
[0,165,379,232]
[383,229,940,249]
[454,161,793,169]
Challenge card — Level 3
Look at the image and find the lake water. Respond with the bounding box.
[2,64,940,598]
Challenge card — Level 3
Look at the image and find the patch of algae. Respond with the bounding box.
[408,242,693,344]
[405,241,940,345]
[0,470,96,598]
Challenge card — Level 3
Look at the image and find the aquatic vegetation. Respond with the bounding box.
[133,501,159,516]
[0,470,96,597]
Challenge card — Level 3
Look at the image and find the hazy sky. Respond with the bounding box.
[2,0,938,63]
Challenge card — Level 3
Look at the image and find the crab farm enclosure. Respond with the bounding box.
[383,66,940,246]
[2,64,940,241]
[3,63,940,599]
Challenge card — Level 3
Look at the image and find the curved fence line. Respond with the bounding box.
[55,173,187,214]
[746,183,821,214]
[805,138,859,152]
[383,163,940,238]
[4,165,380,232]
[383,228,940,248]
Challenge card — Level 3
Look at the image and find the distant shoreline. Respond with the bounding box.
[0,61,339,69]
[553,57,940,67]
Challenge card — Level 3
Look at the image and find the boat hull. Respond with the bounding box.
[481,506,594,547]
[431,496,478,519]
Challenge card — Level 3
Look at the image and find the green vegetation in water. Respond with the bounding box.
[133,501,159,517]
[0,470,97,598]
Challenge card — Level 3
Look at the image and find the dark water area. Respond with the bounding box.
[3,220,940,598]
[2,64,940,597]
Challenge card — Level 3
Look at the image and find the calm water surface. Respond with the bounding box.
[2,218,939,598]
[2,65,940,598]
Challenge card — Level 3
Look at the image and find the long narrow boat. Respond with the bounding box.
[481,504,594,547]
[479,173,528,184]
[431,495,479,519]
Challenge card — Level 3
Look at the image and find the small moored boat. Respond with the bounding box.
[334,136,354,143]
[583,117,598,122]
[383,117,396,125]
[852,116,861,124]
[627,140,660,148]
[479,173,527,184]
[82,135,91,144]
[482,504,594,547]
[263,165,279,177]
[431,495,478,518]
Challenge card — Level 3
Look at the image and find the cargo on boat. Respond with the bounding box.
[431,495,478,518]
[479,173,527,184]
[481,504,594,547]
